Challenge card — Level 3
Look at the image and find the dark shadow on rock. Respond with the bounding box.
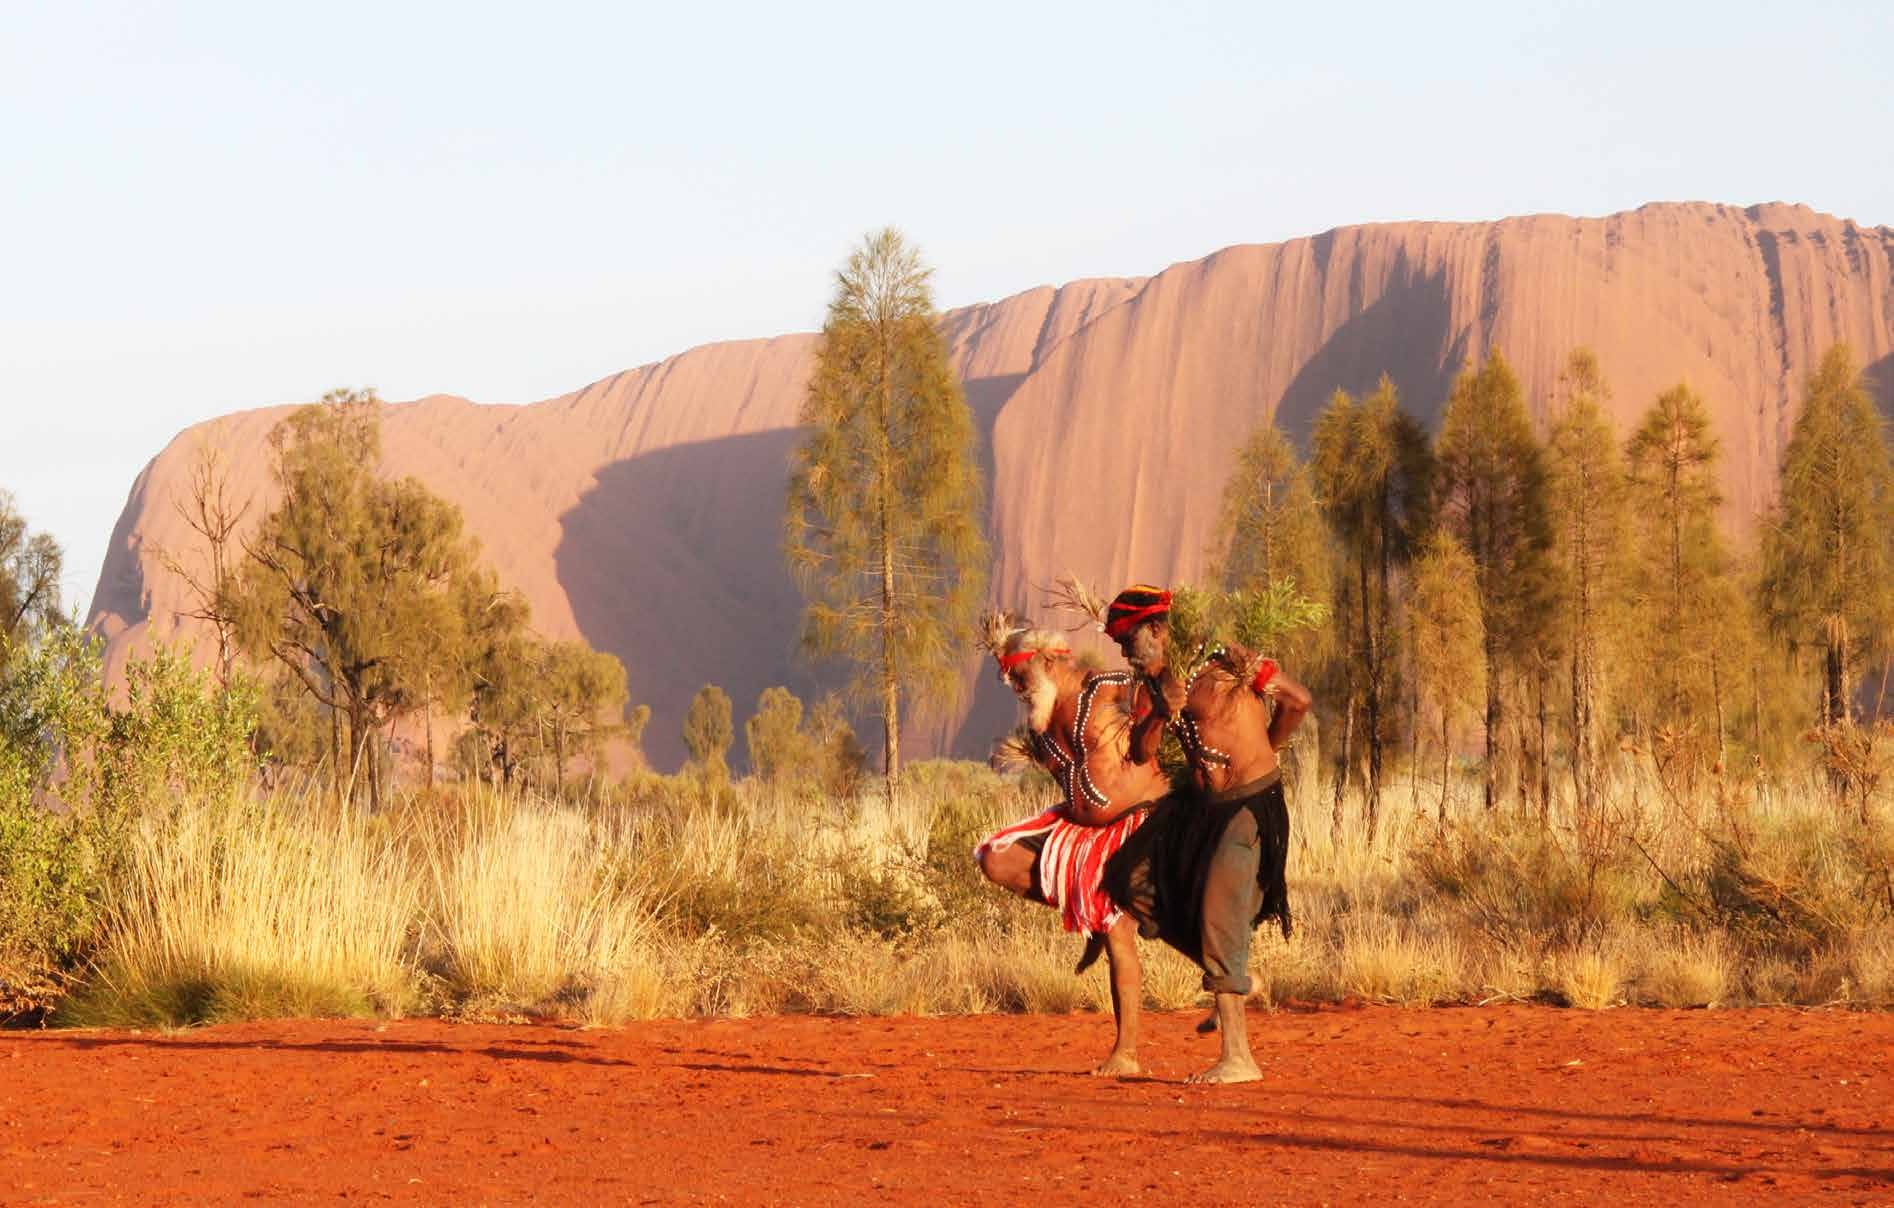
[947,371,1033,761]
[84,460,156,636]
[1273,257,1464,444]
[1866,351,1894,424]
[556,430,829,773]
[558,424,1023,773]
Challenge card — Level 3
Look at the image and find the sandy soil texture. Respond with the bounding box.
[5,1006,1892,1205]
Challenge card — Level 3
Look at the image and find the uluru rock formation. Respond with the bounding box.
[88,202,1894,769]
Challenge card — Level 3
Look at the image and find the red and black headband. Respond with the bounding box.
[1105,585,1171,639]
[997,643,1068,675]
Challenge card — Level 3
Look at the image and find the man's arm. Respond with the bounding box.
[1220,642,1311,752]
[1066,692,1147,827]
[1126,674,1180,765]
[1264,671,1313,751]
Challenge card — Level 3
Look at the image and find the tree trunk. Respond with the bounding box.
[329,697,343,812]
[1439,711,1452,823]
[424,674,433,795]
[1514,680,1531,816]
[365,708,383,815]
[1570,641,1588,817]
[881,543,900,803]
[1332,692,1355,846]
[1711,647,1727,774]
[877,326,900,803]
[1536,666,1551,820]
[1358,544,1381,840]
[1409,648,1421,813]
[1483,641,1501,812]
[343,705,362,813]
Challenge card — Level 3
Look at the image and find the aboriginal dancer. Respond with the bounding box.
[1085,584,1313,1085]
[974,611,1172,1076]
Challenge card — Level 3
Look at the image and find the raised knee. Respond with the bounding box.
[977,848,1003,884]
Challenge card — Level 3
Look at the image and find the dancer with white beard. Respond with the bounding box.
[974,612,1172,1075]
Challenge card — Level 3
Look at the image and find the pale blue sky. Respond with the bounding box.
[4,0,1890,615]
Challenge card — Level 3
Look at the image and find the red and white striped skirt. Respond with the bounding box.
[974,806,1146,935]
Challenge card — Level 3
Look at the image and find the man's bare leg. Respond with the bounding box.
[978,844,1037,898]
[1093,915,1142,1076]
[1186,991,1261,1084]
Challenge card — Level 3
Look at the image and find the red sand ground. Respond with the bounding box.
[5,1006,1892,1205]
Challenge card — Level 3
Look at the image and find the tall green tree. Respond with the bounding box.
[1760,344,1894,728]
[1623,382,1735,759]
[228,390,484,812]
[1209,416,1329,618]
[540,640,629,790]
[0,491,64,660]
[1406,531,1486,820]
[785,228,989,797]
[462,576,537,788]
[746,685,808,785]
[1545,349,1628,814]
[683,684,734,782]
[1434,350,1557,811]
[1310,376,1432,829]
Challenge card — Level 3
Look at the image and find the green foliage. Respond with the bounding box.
[106,646,260,810]
[1310,376,1433,817]
[784,228,990,791]
[745,686,806,783]
[456,597,630,794]
[1435,350,1557,661]
[1760,344,1894,727]
[1433,349,1557,807]
[1623,382,1735,738]
[1209,415,1330,655]
[805,693,868,799]
[461,579,537,787]
[0,631,258,1017]
[253,669,330,774]
[539,640,629,787]
[742,686,870,799]
[0,489,65,656]
[0,627,108,808]
[1167,580,1330,656]
[1545,349,1629,810]
[228,390,486,811]
[1407,531,1485,815]
[1413,813,1642,953]
[683,684,734,779]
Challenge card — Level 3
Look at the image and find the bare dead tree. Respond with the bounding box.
[153,440,251,685]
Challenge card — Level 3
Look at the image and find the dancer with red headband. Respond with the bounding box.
[1096,583,1314,1085]
[975,611,1172,1076]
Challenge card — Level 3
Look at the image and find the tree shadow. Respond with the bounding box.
[1866,350,1894,424]
[1243,1087,1894,1141]
[1273,255,1466,445]
[554,430,825,772]
[1077,1118,1893,1184]
[84,465,156,639]
[44,1032,635,1067]
[553,382,1034,772]
[945,371,1035,760]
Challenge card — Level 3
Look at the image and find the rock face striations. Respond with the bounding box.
[89,203,1894,768]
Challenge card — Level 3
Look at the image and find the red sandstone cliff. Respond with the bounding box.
[87,202,1894,768]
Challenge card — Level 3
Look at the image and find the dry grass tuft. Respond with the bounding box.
[51,751,1894,1026]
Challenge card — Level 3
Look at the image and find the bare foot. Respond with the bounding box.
[1184,1056,1261,1085]
[1195,1010,1218,1034]
[1091,1051,1143,1077]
